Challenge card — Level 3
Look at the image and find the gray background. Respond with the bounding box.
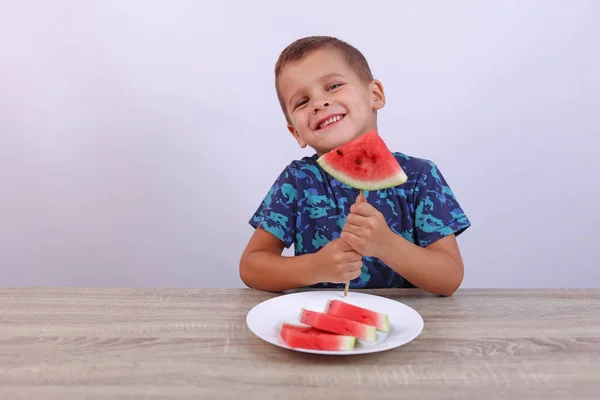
[1,0,598,288]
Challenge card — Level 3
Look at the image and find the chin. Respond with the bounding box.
[334,131,363,146]
[311,125,365,153]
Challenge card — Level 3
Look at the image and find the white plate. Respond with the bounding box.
[246,290,424,355]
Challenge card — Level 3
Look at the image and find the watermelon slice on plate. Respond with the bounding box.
[317,130,407,190]
[324,300,390,333]
[299,308,377,342]
[279,323,357,351]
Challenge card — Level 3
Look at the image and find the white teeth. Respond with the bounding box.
[318,115,343,129]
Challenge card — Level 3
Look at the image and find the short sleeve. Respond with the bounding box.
[413,161,471,247]
[249,165,299,248]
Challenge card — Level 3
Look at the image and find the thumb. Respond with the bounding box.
[340,232,361,254]
[338,235,354,251]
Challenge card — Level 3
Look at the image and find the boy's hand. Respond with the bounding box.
[314,238,363,283]
[341,194,394,259]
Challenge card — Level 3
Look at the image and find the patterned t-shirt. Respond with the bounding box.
[249,152,471,289]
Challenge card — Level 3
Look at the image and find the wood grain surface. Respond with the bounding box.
[1,288,599,399]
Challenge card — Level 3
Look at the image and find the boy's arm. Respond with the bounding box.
[240,228,364,292]
[243,161,363,292]
[341,203,464,296]
[241,161,319,292]
[378,233,464,296]
[341,160,470,296]
[239,228,321,292]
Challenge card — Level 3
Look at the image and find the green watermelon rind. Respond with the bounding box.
[317,156,408,191]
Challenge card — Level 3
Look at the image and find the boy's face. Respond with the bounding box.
[278,48,385,156]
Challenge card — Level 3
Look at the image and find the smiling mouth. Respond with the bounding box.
[315,114,346,130]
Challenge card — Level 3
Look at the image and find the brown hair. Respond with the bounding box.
[274,36,374,124]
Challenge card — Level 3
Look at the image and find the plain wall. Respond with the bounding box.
[1,0,598,288]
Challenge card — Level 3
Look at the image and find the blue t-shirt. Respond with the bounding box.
[249,152,471,289]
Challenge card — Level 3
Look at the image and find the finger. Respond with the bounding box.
[348,260,363,271]
[344,272,360,282]
[346,212,369,227]
[340,231,354,247]
[353,191,366,204]
[343,223,367,239]
[349,202,377,217]
[342,251,363,263]
[342,222,358,235]
[340,232,363,254]
[337,238,356,252]
[346,263,362,280]
[342,260,362,272]
[350,252,363,262]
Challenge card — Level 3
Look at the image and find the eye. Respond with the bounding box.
[328,83,343,91]
[295,99,308,109]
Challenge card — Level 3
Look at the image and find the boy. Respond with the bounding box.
[239,36,471,296]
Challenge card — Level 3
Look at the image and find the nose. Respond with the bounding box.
[313,99,330,113]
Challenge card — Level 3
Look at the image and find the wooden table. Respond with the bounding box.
[1,288,599,399]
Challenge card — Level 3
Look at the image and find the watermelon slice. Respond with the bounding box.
[324,300,390,333]
[317,130,407,190]
[299,308,377,342]
[279,323,356,351]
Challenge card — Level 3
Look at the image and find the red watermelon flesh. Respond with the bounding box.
[279,323,356,351]
[317,130,407,190]
[299,308,377,341]
[324,300,390,332]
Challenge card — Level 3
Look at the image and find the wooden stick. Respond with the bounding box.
[344,189,364,297]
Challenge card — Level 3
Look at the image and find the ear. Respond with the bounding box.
[288,124,307,148]
[370,79,386,110]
